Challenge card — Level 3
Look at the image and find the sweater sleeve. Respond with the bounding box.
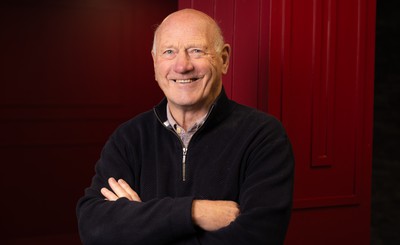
[76,129,197,245]
[198,121,295,244]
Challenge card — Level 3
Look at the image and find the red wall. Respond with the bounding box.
[180,0,375,244]
[0,0,176,244]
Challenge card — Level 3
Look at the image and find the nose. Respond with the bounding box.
[173,51,194,73]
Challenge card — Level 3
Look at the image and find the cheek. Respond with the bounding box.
[154,63,168,79]
[196,60,217,75]
[207,59,221,71]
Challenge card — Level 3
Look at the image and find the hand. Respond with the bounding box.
[101,177,141,202]
[192,200,240,231]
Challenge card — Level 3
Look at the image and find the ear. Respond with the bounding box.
[151,50,156,65]
[220,44,231,75]
[151,50,159,82]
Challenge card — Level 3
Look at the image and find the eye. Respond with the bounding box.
[161,49,176,59]
[163,49,174,55]
[189,48,205,57]
[192,48,203,53]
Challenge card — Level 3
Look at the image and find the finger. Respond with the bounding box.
[101,187,118,201]
[108,177,131,200]
[118,179,142,202]
[223,201,240,217]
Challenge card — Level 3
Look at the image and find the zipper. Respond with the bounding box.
[154,108,189,182]
[153,103,216,182]
[182,147,187,181]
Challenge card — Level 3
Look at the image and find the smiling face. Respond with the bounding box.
[152,9,230,112]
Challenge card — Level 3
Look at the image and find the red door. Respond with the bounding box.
[179,0,375,244]
[0,0,175,243]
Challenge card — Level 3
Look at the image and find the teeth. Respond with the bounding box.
[175,79,195,83]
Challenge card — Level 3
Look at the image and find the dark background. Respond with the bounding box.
[371,0,400,244]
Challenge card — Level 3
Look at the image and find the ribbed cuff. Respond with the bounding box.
[169,196,197,238]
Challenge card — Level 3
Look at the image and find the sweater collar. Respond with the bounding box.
[153,87,236,129]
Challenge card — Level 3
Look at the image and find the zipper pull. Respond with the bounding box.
[182,147,187,181]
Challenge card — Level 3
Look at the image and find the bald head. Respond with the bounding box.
[152,9,225,54]
[151,8,231,116]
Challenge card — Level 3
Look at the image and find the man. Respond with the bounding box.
[77,9,294,245]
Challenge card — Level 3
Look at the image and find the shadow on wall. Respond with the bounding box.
[0,0,177,244]
[371,0,400,244]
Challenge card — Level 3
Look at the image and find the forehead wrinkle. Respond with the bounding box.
[158,33,209,50]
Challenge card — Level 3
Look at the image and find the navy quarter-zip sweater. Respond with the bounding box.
[77,89,294,245]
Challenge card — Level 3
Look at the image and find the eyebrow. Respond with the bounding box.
[160,43,209,50]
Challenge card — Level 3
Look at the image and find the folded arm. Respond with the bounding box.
[77,135,198,245]
[196,131,295,244]
[101,177,240,232]
[77,116,294,245]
